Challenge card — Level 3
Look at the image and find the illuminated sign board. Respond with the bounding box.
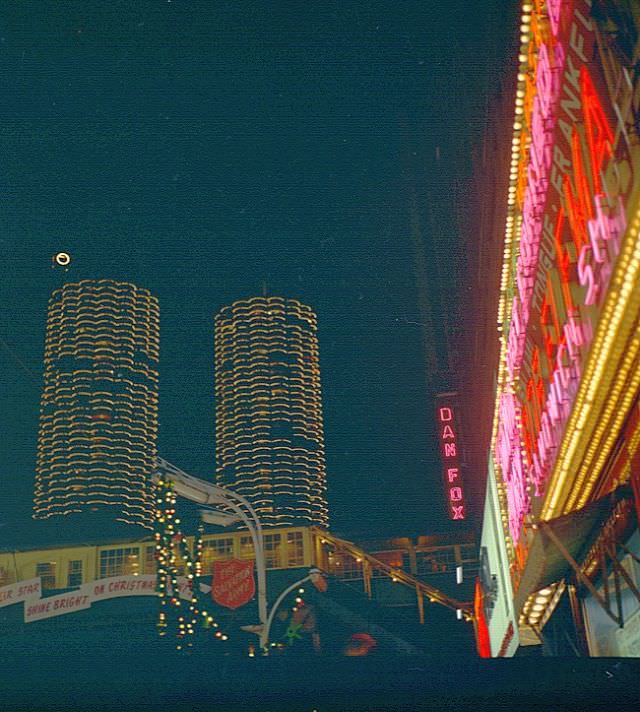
[436,395,466,520]
[493,0,637,547]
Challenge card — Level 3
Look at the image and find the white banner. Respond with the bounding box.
[25,590,91,623]
[15,574,210,623]
[0,578,41,609]
[89,575,157,601]
[167,577,198,601]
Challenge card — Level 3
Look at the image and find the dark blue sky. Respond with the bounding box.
[1,1,518,537]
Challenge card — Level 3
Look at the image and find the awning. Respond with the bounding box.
[514,485,633,612]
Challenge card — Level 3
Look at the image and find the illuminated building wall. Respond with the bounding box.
[214,297,329,528]
[34,280,160,529]
[477,459,520,657]
[479,0,640,649]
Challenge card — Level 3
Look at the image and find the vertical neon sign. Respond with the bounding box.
[436,395,466,521]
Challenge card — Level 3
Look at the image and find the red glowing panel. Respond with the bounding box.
[435,396,466,521]
[563,128,593,254]
[474,578,491,658]
[580,67,613,194]
[553,208,574,309]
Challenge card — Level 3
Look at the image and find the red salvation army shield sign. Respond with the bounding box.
[211,559,255,609]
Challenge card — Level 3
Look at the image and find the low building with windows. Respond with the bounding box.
[0,526,477,658]
[0,528,473,596]
[0,527,312,592]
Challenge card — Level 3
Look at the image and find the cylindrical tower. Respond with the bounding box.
[214,297,328,527]
[34,280,160,529]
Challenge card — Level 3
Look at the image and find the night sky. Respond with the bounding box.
[1,1,518,539]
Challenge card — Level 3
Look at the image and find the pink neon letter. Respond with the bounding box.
[547,0,562,37]
[449,487,463,502]
[577,243,599,305]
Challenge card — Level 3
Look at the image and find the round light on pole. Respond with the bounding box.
[309,568,327,592]
[53,252,71,267]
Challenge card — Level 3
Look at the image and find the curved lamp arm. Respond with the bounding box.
[154,457,268,645]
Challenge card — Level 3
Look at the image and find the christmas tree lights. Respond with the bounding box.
[154,473,229,650]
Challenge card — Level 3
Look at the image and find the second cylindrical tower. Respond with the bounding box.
[214,297,328,527]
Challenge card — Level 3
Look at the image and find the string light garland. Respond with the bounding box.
[154,472,229,650]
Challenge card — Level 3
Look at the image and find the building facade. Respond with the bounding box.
[476,459,520,657]
[34,280,160,529]
[214,297,328,528]
[0,526,475,651]
[0,526,314,593]
[477,1,640,655]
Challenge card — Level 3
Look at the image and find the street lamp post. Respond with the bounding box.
[199,498,268,648]
[261,568,325,650]
[155,458,268,649]
[155,459,327,653]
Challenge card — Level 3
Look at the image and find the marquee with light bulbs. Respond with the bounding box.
[484,0,640,641]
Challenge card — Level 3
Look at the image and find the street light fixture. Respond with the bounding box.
[199,509,242,527]
[260,568,327,648]
[155,458,268,650]
[156,458,328,653]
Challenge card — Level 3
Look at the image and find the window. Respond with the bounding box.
[201,538,234,573]
[239,536,255,559]
[99,547,140,578]
[264,533,282,569]
[67,560,83,588]
[459,545,480,576]
[36,562,57,590]
[144,545,156,574]
[287,531,304,567]
[415,548,456,577]
[171,543,186,576]
[370,551,403,578]
[338,555,363,580]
